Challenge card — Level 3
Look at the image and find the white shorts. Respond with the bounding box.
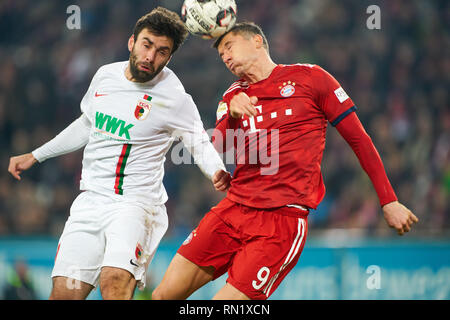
[51,191,168,290]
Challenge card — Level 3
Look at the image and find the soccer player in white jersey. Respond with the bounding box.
[8,7,230,300]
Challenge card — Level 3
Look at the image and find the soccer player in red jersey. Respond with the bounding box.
[152,22,419,300]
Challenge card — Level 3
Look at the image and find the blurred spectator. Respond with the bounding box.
[2,259,37,300]
[0,0,448,239]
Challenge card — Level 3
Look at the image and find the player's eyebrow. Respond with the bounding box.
[223,40,232,49]
[142,37,171,52]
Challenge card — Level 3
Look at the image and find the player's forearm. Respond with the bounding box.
[355,135,398,206]
[32,114,91,163]
[186,132,226,180]
[335,112,397,206]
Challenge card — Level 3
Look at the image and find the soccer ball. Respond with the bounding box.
[181,0,237,39]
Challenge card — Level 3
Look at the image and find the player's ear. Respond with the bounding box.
[253,34,264,49]
[128,35,135,52]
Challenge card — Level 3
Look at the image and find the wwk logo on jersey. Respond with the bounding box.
[95,112,134,140]
[135,94,152,121]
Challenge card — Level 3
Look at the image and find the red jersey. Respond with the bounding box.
[213,64,358,209]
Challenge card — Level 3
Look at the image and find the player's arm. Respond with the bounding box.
[335,112,419,235]
[169,95,231,191]
[178,125,231,192]
[228,93,258,118]
[8,114,91,181]
[185,127,230,189]
[311,65,418,235]
[212,93,256,153]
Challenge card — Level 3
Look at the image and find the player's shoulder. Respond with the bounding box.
[157,66,186,93]
[278,63,324,75]
[222,79,249,99]
[95,61,127,76]
[281,63,335,83]
[281,63,317,69]
[86,61,127,86]
[158,67,199,110]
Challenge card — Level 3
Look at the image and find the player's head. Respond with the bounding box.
[213,22,269,52]
[213,22,270,77]
[127,7,188,82]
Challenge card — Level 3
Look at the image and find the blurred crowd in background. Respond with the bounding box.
[0,0,448,240]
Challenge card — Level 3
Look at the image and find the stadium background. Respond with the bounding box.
[0,0,448,299]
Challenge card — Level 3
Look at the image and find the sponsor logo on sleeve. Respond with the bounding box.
[334,87,349,103]
[216,101,228,120]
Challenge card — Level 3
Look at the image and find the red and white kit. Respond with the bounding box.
[179,64,397,299]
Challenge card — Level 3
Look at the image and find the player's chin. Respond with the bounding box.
[133,69,157,82]
[229,68,241,77]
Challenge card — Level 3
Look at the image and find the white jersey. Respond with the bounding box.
[34,61,225,205]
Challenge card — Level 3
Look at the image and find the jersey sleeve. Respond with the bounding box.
[80,68,101,117]
[167,94,207,141]
[335,112,398,206]
[31,114,91,163]
[168,94,226,179]
[311,65,356,126]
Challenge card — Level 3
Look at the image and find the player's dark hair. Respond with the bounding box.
[133,7,188,54]
[213,21,269,51]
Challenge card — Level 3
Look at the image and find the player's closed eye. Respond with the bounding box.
[158,49,169,57]
[142,39,154,50]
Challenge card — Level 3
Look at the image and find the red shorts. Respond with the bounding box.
[177,197,308,300]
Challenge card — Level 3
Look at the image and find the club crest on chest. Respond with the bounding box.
[279,81,296,97]
[134,94,152,120]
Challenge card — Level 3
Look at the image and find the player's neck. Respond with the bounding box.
[242,58,277,84]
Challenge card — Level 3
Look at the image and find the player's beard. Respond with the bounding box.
[128,48,166,83]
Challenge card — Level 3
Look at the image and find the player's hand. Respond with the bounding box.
[382,201,419,236]
[212,169,231,192]
[229,92,258,118]
[8,153,38,181]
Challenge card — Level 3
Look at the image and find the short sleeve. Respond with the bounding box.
[311,65,356,126]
